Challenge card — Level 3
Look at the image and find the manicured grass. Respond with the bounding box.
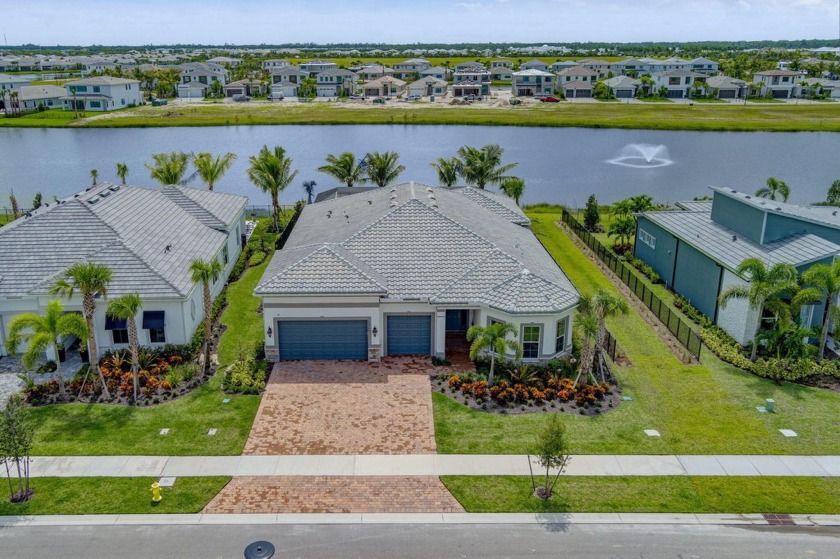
[636,97,673,103]
[442,476,840,514]
[0,109,82,128]
[0,477,228,515]
[433,212,840,455]
[3,102,840,132]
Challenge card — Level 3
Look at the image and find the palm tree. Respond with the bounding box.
[192,152,237,191]
[115,162,129,185]
[466,322,522,387]
[629,194,654,213]
[6,300,88,401]
[456,144,518,189]
[49,262,114,398]
[145,151,190,186]
[500,177,525,206]
[90,169,98,186]
[611,198,634,219]
[302,180,317,204]
[430,157,461,186]
[106,294,143,401]
[317,153,367,187]
[578,290,629,380]
[190,258,223,373]
[797,261,840,361]
[364,151,405,187]
[573,309,599,387]
[755,177,791,202]
[718,258,799,361]
[608,217,636,247]
[247,145,299,233]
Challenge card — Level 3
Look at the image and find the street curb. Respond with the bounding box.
[1,512,839,527]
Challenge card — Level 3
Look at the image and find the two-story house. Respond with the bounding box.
[299,59,338,78]
[420,66,449,80]
[690,57,720,76]
[650,70,707,98]
[0,74,30,93]
[62,77,143,112]
[316,68,357,97]
[520,59,550,72]
[557,66,598,98]
[262,59,291,71]
[511,69,555,97]
[355,64,395,81]
[453,65,491,97]
[393,59,431,80]
[269,66,308,98]
[752,70,806,98]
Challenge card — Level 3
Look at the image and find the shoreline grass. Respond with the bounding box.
[2,102,839,131]
[0,477,228,515]
[442,476,840,514]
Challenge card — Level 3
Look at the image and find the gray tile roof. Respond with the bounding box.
[0,183,246,298]
[674,200,713,212]
[66,76,140,86]
[257,183,578,314]
[641,210,840,272]
[711,186,840,230]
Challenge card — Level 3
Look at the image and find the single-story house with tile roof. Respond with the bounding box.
[407,77,448,97]
[362,76,406,97]
[602,75,641,98]
[0,183,247,359]
[706,75,747,99]
[634,187,840,345]
[256,183,579,362]
[224,79,266,97]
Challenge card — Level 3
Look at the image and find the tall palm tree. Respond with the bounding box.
[115,162,129,185]
[456,144,518,189]
[466,322,522,387]
[573,311,599,387]
[364,151,406,187]
[578,290,629,379]
[500,177,525,206]
[192,152,237,191]
[190,258,223,373]
[718,258,799,361]
[302,180,317,204]
[628,194,654,213]
[797,260,840,361]
[145,151,190,186]
[90,169,98,186]
[430,156,461,186]
[6,300,88,401]
[608,217,636,247]
[611,198,634,219]
[247,145,299,233]
[317,153,367,187]
[106,294,143,401]
[49,261,113,398]
[755,177,791,202]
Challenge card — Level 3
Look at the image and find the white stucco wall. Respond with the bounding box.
[716,269,760,346]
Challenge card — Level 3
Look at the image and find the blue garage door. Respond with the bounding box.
[387,315,432,356]
[278,320,368,360]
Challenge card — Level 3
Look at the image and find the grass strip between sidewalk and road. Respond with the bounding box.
[433,211,840,455]
[0,477,229,516]
[442,476,840,514]
[2,102,839,131]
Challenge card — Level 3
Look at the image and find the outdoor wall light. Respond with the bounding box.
[266,326,273,337]
[372,326,378,336]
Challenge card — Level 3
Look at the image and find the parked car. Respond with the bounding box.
[349,95,364,100]
[509,98,522,106]
[464,94,482,101]
[372,98,386,104]
[232,94,252,102]
[539,96,560,103]
[405,95,421,101]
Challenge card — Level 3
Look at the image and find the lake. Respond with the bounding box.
[1,125,839,209]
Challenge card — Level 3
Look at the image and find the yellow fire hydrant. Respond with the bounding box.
[150,482,163,503]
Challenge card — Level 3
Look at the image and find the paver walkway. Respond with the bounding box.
[26,454,840,478]
[203,476,464,514]
[243,358,437,455]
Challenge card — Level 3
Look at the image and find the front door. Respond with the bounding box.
[445,310,469,332]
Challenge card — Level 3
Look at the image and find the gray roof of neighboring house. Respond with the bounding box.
[363,76,406,87]
[706,75,746,89]
[558,66,597,76]
[66,76,140,86]
[521,60,549,67]
[0,183,246,298]
[675,200,713,212]
[0,74,30,84]
[560,80,594,89]
[754,70,806,77]
[224,79,264,87]
[711,186,840,230]
[313,187,378,203]
[408,77,448,88]
[640,210,840,273]
[317,68,357,77]
[651,70,708,78]
[257,183,578,314]
[18,85,66,101]
[420,66,447,75]
[270,66,307,76]
[513,69,554,77]
[603,75,641,88]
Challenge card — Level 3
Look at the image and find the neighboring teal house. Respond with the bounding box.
[634,187,840,345]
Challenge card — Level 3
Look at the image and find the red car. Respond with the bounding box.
[539,96,560,103]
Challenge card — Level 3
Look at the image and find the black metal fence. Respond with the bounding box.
[562,209,703,359]
[603,330,619,362]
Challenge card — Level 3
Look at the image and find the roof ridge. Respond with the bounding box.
[323,245,388,291]
[431,249,520,300]
[161,186,226,229]
[111,240,186,296]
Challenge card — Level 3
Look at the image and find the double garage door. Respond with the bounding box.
[277,315,432,360]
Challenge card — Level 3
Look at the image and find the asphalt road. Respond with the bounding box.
[1,523,839,558]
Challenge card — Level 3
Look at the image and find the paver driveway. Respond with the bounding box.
[243,357,438,455]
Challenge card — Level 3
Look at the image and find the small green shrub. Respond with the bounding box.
[248,251,266,267]
[222,344,268,394]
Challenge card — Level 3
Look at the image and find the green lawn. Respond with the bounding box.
[26,233,278,456]
[433,212,840,455]
[3,102,840,132]
[0,477,228,515]
[442,476,840,514]
[0,109,81,128]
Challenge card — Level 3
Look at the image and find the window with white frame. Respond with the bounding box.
[638,228,656,249]
[555,318,568,353]
[522,325,541,359]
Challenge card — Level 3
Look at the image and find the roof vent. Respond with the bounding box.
[326,210,332,218]
[833,211,838,216]
[99,190,111,198]
[732,235,737,242]
[87,198,99,204]
[164,243,172,253]
[426,187,433,193]
[368,200,372,205]
[745,195,751,199]
[390,200,398,208]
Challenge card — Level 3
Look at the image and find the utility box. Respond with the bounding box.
[765,399,775,413]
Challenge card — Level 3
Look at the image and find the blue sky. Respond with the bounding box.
[6,0,839,45]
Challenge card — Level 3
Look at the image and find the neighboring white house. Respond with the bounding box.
[62,76,143,112]
[752,70,806,98]
[18,85,66,110]
[420,66,448,80]
[557,66,598,86]
[520,59,550,72]
[690,57,720,76]
[299,59,338,77]
[706,75,747,99]
[315,69,357,98]
[262,59,291,71]
[602,75,641,98]
[649,70,708,98]
[0,74,31,92]
[256,183,579,362]
[269,66,307,98]
[362,76,406,97]
[0,183,248,359]
[393,59,431,80]
[407,77,448,98]
[511,69,555,97]
[177,62,229,92]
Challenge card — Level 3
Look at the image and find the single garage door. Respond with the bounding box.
[278,320,368,360]
[616,89,633,98]
[718,89,736,99]
[666,89,684,98]
[574,89,592,98]
[387,315,432,356]
[772,89,789,99]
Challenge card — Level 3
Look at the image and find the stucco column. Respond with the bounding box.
[434,310,446,358]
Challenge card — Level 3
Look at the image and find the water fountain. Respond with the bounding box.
[607,144,673,168]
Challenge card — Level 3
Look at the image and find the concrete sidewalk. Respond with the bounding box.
[26,454,840,478]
